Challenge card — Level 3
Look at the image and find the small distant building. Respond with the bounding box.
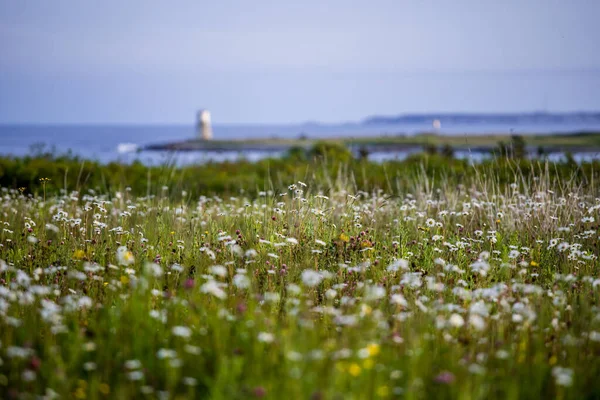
[197,109,213,140]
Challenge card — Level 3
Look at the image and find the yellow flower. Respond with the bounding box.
[74,388,86,399]
[360,240,372,248]
[73,249,86,260]
[348,363,362,376]
[496,219,501,223]
[116,246,135,266]
[335,362,345,372]
[339,233,349,243]
[363,358,375,370]
[360,304,372,316]
[120,275,130,284]
[366,343,380,357]
[99,383,110,395]
[530,260,539,267]
[376,386,390,397]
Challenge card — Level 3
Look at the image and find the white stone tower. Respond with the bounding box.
[197,110,213,140]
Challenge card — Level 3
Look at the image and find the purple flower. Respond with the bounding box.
[434,371,456,384]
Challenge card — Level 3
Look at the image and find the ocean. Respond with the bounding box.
[2,115,600,165]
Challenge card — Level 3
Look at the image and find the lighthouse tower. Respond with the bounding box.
[197,110,213,140]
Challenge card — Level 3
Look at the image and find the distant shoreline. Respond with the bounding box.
[144,130,600,154]
[361,111,600,126]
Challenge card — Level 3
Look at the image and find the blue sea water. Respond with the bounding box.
[1,116,600,165]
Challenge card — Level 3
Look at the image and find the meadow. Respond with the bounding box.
[1,151,600,399]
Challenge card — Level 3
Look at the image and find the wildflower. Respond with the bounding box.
[552,366,574,387]
[348,363,362,376]
[258,332,275,343]
[400,272,422,288]
[184,345,202,355]
[495,350,510,359]
[171,263,184,273]
[387,259,409,272]
[253,387,267,397]
[469,300,489,317]
[469,314,486,331]
[83,362,97,371]
[145,262,163,277]
[448,314,465,328]
[469,364,486,375]
[390,370,403,379]
[22,370,36,381]
[390,293,408,307]
[434,371,455,384]
[157,348,177,359]
[124,359,142,369]
[376,386,390,397]
[183,377,197,386]
[200,280,227,300]
[245,249,258,258]
[301,269,323,287]
[116,246,135,266]
[366,343,380,357]
[127,371,144,381]
[99,384,110,395]
[233,274,250,289]
[209,265,228,278]
[73,249,86,260]
[557,242,570,252]
[172,326,192,339]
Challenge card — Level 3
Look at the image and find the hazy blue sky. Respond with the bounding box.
[1,0,599,124]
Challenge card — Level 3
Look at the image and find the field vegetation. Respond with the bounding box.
[1,148,600,398]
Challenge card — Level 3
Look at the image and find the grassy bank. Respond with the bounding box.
[0,149,598,200]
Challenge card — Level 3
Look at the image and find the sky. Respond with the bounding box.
[0,0,599,124]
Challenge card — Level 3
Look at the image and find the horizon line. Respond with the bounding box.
[1,110,600,127]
